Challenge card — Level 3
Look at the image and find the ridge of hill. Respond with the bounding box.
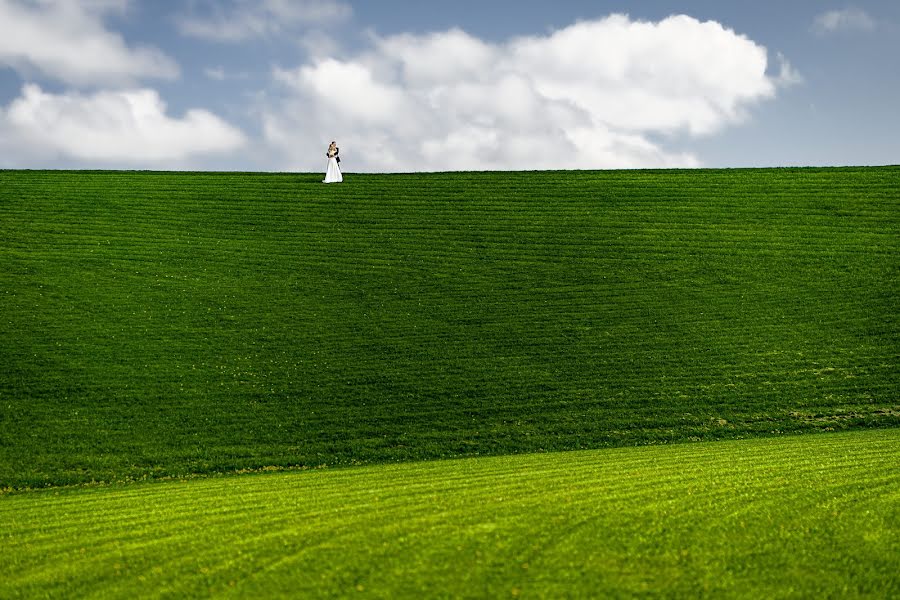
[1,167,897,488]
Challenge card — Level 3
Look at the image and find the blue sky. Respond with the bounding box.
[0,0,897,171]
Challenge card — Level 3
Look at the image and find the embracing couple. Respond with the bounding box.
[323,141,342,184]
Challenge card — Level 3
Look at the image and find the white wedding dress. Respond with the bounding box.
[323,155,342,183]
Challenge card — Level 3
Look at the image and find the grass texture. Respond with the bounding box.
[1,168,898,488]
[1,429,898,598]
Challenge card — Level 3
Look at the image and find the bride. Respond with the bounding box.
[323,141,342,183]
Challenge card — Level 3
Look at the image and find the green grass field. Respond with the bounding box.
[1,167,898,489]
[1,167,898,597]
[1,429,897,598]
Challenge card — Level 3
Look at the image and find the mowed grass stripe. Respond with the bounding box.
[1,430,898,598]
[1,168,898,488]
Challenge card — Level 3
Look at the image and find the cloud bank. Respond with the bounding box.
[2,85,246,165]
[264,14,788,172]
[0,7,795,171]
[0,0,248,167]
[0,0,178,86]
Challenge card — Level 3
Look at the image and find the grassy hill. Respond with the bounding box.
[1,167,898,488]
[2,429,897,598]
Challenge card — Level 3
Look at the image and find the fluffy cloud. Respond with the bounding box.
[262,14,790,172]
[812,7,876,35]
[0,0,178,86]
[176,0,352,42]
[2,84,246,165]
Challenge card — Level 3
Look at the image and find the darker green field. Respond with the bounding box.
[1,167,897,489]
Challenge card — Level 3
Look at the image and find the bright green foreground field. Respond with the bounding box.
[1,168,898,488]
[1,430,898,598]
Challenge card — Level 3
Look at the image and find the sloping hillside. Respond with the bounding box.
[1,168,897,488]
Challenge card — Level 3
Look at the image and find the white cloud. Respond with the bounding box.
[774,52,803,87]
[176,0,352,42]
[0,0,179,86]
[812,7,876,34]
[1,84,247,165]
[262,14,789,172]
